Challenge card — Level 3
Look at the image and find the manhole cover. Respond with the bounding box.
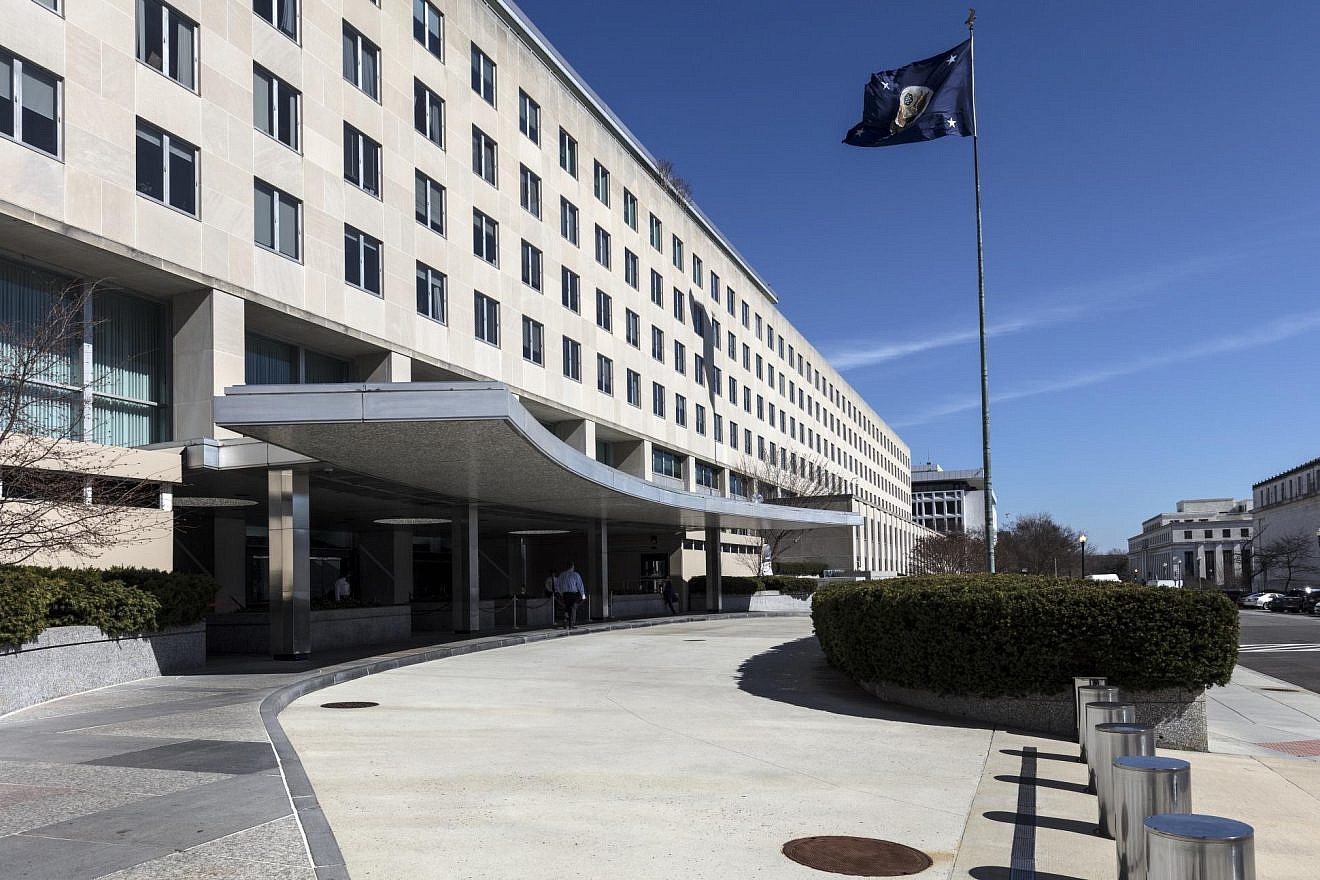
[683,638,706,642]
[320,701,379,709]
[782,836,932,876]
[1261,687,1300,693]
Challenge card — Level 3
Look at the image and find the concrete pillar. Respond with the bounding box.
[704,523,722,613]
[587,520,609,619]
[359,351,412,383]
[213,514,246,613]
[683,455,697,492]
[393,527,414,604]
[719,467,731,498]
[552,418,596,455]
[268,468,310,659]
[452,505,480,632]
[172,289,245,441]
[617,438,653,479]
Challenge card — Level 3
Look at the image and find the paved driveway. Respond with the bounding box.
[281,617,994,880]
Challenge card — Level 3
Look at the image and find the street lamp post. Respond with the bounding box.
[1079,533,1087,578]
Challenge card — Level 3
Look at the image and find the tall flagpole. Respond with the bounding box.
[967,8,995,573]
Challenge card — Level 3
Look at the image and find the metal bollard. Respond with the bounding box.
[1114,756,1192,880]
[1092,722,1155,838]
[1084,699,1133,792]
[1074,676,1107,742]
[1145,814,1255,880]
[1078,685,1121,762]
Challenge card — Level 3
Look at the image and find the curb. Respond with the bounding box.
[259,611,808,880]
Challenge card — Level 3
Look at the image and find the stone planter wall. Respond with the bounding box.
[747,590,813,613]
[206,606,411,654]
[857,679,1208,750]
[609,593,668,619]
[1,624,206,716]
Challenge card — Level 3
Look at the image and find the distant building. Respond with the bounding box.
[1127,499,1253,588]
[1251,458,1320,590]
[911,463,996,535]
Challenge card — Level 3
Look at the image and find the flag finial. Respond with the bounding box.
[966,8,976,32]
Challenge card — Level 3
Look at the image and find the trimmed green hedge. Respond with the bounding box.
[812,574,1238,696]
[687,575,819,596]
[773,560,830,577]
[0,566,218,649]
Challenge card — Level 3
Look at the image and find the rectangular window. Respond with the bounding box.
[726,331,736,358]
[413,0,443,59]
[673,341,686,375]
[594,225,611,269]
[416,261,446,322]
[470,44,496,105]
[561,267,580,313]
[135,119,197,215]
[714,413,723,443]
[626,369,641,407]
[694,354,705,385]
[696,462,717,489]
[624,250,639,289]
[651,326,664,362]
[137,0,197,91]
[692,254,703,285]
[650,270,664,307]
[254,180,300,260]
[596,354,613,394]
[593,160,610,206]
[519,165,541,218]
[254,0,298,40]
[414,170,445,234]
[518,90,540,144]
[625,309,640,347]
[474,291,499,345]
[560,198,579,245]
[595,289,613,332]
[343,124,381,196]
[413,79,444,149]
[520,240,543,291]
[742,301,750,328]
[710,271,720,302]
[0,49,61,157]
[473,209,498,265]
[673,288,685,322]
[254,66,299,150]
[648,214,663,252]
[695,405,706,435]
[558,127,577,177]
[344,224,382,295]
[652,382,665,418]
[562,337,581,381]
[672,235,683,270]
[726,289,736,316]
[471,125,497,185]
[520,316,544,365]
[623,189,638,230]
[342,22,380,99]
[675,394,686,427]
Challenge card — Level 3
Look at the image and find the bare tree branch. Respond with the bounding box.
[736,453,842,571]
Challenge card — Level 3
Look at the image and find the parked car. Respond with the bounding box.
[1240,592,1283,609]
[1265,594,1304,613]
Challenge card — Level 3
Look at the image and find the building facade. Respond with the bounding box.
[910,463,995,535]
[1127,499,1253,588]
[1251,458,1320,591]
[0,0,921,652]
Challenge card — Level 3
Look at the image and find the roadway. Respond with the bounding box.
[1236,608,1320,693]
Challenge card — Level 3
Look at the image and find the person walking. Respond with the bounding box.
[555,563,586,629]
[662,579,679,615]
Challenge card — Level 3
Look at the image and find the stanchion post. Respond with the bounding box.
[1144,814,1254,880]
[1114,755,1191,880]
[1084,698,1133,792]
[1092,722,1155,839]
[1074,676,1107,741]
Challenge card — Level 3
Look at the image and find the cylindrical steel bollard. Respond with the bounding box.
[1145,814,1254,880]
[1078,685,1121,762]
[1093,723,1155,838]
[1084,699,1133,792]
[1114,756,1192,880]
[1074,676,1107,743]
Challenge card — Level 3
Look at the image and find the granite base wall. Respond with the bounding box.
[857,680,1208,751]
[0,624,206,716]
[206,606,411,654]
[747,591,813,613]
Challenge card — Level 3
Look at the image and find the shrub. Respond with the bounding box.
[46,567,218,630]
[811,574,1238,696]
[774,560,829,577]
[45,577,160,637]
[687,575,819,596]
[0,569,61,649]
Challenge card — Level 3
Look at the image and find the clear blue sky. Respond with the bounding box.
[514,0,1320,550]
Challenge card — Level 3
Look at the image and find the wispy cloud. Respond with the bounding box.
[892,309,1320,427]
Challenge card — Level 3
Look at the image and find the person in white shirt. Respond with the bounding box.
[333,573,351,602]
[554,563,586,629]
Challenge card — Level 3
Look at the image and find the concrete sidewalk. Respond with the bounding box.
[1206,665,1320,758]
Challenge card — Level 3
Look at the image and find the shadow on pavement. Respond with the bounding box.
[970,869,1085,880]
[983,810,1098,836]
[735,636,990,729]
[994,774,1090,794]
[1000,748,1078,763]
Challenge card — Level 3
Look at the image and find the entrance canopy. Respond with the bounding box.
[213,382,861,533]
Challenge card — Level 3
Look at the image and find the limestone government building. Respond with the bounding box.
[1,0,925,655]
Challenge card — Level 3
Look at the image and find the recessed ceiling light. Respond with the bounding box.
[508,529,571,535]
[172,497,259,508]
[374,517,451,525]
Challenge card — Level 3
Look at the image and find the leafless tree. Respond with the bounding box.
[0,282,162,564]
[995,513,1082,575]
[655,159,693,203]
[1249,527,1320,592]
[909,530,986,574]
[737,453,841,571]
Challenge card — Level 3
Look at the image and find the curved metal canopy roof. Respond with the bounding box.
[213,382,861,533]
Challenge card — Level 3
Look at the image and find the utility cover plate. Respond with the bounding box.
[781,836,933,877]
[320,701,380,709]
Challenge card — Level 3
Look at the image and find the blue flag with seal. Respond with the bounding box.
[844,39,974,147]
